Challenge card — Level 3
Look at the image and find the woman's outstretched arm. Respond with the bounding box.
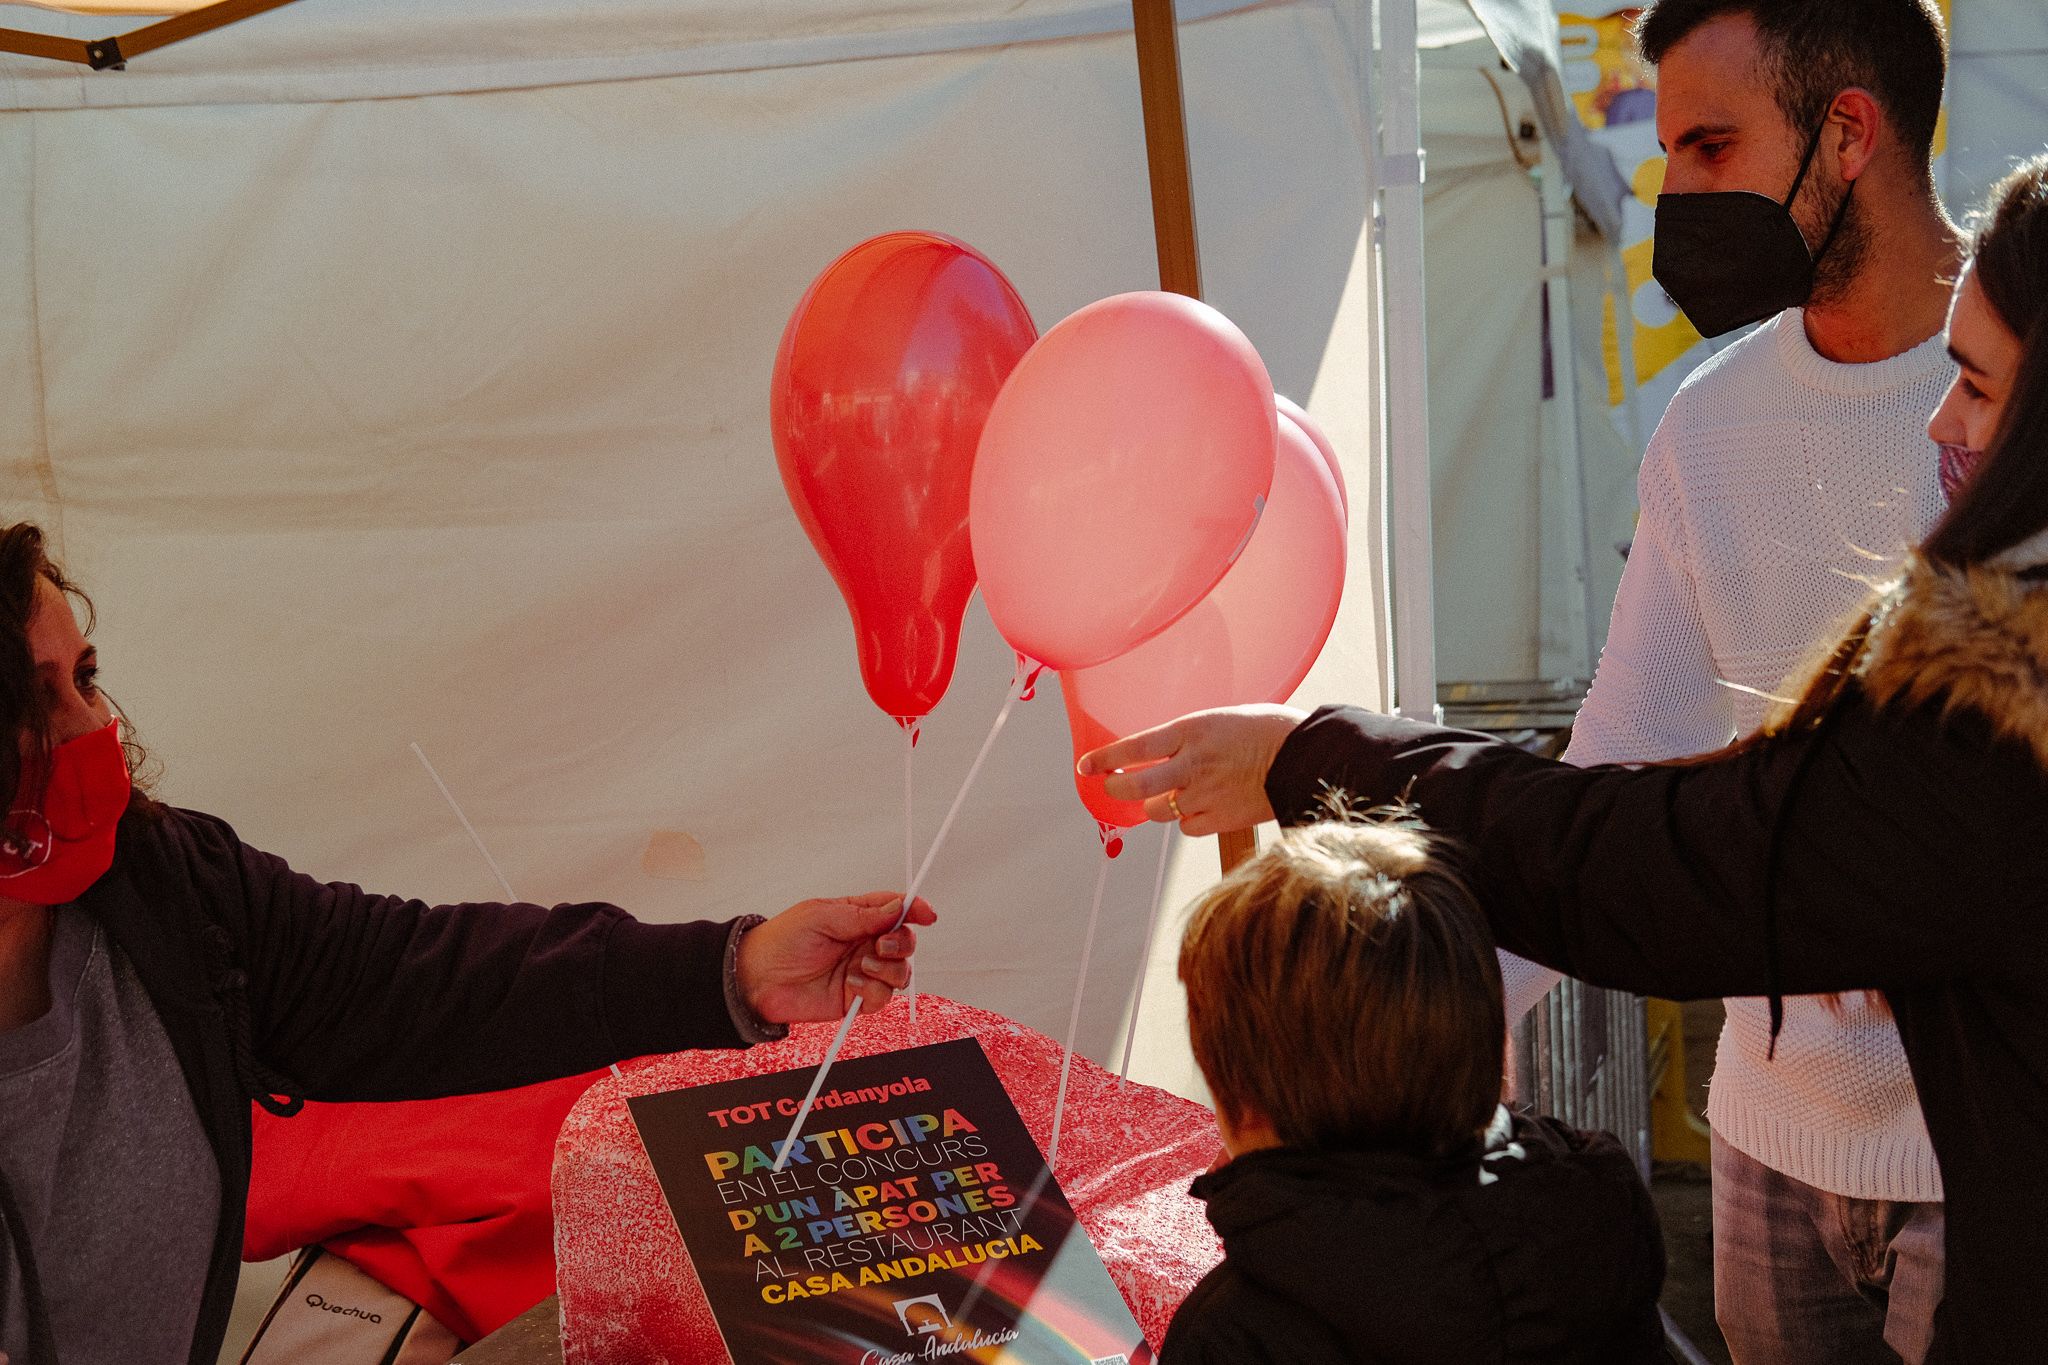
[1088,700,2018,1000]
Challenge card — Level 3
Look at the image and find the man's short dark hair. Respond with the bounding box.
[1636,0,1948,172]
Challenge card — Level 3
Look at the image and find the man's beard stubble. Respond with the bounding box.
[1803,174,1872,309]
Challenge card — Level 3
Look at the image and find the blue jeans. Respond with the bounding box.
[1712,1133,1944,1365]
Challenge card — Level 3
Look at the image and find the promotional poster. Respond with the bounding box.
[630,1038,1154,1365]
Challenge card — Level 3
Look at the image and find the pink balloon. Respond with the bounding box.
[1276,395,1347,518]
[970,292,1276,672]
[1064,414,1347,827]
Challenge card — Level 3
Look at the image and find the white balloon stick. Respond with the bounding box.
[1118,826,1174,1088]
[1048,848,1111,1173]
[410,740,624,1084]
[904,720,918,1028]
[772,665,1032,1172]
[410,741,517,903]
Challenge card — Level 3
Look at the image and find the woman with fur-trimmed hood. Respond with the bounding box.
[1080,154,2048,1365]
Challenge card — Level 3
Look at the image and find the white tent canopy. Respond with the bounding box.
[0,0,1420,1101]
[1948,0,2048,213]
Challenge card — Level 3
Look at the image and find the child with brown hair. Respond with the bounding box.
[1162,820,1669,1364]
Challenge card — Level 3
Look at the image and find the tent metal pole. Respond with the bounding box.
[1132,0,1204,300]
[1132,0,1256,874]
[0,29,90,64]
[1363,1,1394,719]
[1377,0,1439,722]
[1538,148,1599,679]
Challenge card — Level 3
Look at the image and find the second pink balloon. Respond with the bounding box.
[1063,404,1348,828]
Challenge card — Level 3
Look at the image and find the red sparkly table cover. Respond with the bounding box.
[551,995,1223,1362]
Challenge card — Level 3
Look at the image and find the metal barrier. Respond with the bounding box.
[1512,982,1652,1175]
[1442,682,1655,1177]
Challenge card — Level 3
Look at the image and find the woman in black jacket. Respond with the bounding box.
[0,525,933,1365]
[1083,155,2048,1364]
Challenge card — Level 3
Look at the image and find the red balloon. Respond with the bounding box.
[1062,695,1150,830]
[1063,411,1348,827]
[772,233,1037,722]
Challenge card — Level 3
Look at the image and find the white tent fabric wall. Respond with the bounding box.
[1416,35,1637,690]
[1947,0,2048,215]
[1418,40,1546,686]
[0,0,1394,1104]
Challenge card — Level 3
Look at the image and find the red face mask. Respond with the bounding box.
[1,720,131,905]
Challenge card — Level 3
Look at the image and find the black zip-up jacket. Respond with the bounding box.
[1160,1112,1669,1364]
[1,802,748,1365]
[1264,553,2048,1365]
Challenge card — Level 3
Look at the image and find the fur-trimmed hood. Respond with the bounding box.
[1859,548,2048,770]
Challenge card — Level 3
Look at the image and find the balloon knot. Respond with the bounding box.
[895,717,922,747]
[1016,657,1048,702]
[1097,822,1125,859]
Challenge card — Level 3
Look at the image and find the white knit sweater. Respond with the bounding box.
[1502,309,1953,1202]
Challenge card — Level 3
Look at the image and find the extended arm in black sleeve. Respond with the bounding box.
[183,811,746,1102]
[1264,702,2006,1000]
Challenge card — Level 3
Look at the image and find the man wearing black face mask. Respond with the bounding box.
[1492,2,1966,1363]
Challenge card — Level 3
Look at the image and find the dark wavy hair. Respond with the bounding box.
[1922,156,2048,566]
[1635,0,1948,175]
[0,523,151,814]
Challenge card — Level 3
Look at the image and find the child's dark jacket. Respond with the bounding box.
[1161,1110,1670,1364]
